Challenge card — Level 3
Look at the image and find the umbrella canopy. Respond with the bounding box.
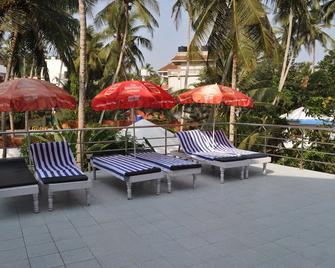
[178,84,253,108]
[91,80,176,111]
[0,78,76,112]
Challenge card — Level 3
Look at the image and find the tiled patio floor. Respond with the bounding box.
[1,163,335,268]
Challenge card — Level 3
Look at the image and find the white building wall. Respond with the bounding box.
[0,64,6,79]
[46,57,68,87]
[167,64,206,92]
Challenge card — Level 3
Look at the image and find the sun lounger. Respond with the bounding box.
[202,130,271,174]
[130,152,202,192]
[176,130,271,183]
[30,142,92,211]
[0,158,39,213]
[91,154,165,199]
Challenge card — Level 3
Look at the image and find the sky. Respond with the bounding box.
[93,0,335,71]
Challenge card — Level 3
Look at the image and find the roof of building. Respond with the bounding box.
[158,63,178,72]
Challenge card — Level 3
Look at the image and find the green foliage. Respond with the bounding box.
[305,49,335,121]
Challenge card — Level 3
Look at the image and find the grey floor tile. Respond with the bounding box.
[0,238,25,251]
[66,258,101,268]
[61,247,94,264]
[27,242,58,258]
[29,253,64,268]
[0,247,27,264]
[0,259,31,268]
[50,228,80,241]
[24,233,53,246]
[55,237,86,252]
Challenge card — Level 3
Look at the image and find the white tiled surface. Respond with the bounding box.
[0,163,335,267]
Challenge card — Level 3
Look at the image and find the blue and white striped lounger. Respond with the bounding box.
[30,142,92,211]
[130,152,202,192]
[176,130,271,183]
[91,155,165,199]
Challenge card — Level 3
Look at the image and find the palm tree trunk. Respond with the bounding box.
[30,58,35,78]
[229,51,237,143]
[113,4,129,84]
[311,40,316,73]
[180,14,192,131]
[184,15,191,89]
[273,8,293,106]
[4,31,18,142]
[58,61,63,86]
[5,31,18,82]
[221,49,233,84]
[77,0,87,166]
[99,2,129,124]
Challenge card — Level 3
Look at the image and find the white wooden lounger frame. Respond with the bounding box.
[0,185,39,213]
[143,164,201,193]
[37,179,92,211]
[91,161,165,199]
[171,151,271,183]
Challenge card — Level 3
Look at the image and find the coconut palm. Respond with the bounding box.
[267,0,334,104]
[191,0,278,142]
[95,0,159,85]
[172,0,198,90]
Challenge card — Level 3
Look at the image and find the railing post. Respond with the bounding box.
[300,128,304,169]
[125,127,128,154]
[263,126,267,154]
[79,129,84,170]
[164,128,167,155]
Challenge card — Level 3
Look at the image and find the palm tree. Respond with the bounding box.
[267,0,334,104]
[191,0,278,142]
[76,0,87,166]
[172,0,197,90]
[96,0,159,84]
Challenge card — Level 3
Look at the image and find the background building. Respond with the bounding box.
[45,57,68,87]
[158,46,213,92]
[0,58,6,82]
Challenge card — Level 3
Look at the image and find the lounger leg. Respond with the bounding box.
[263,163,267,175]
[245,167,249,179]
[192,174,196,189]
[48,190,53,211]
[156,179,161,195]
[240,167,245,180]
[93,167,97,180]
[126,181,132,200]
[167,175,172,193]
[85,189,90,206]
[220,168,225,184]
[33,193,39,213]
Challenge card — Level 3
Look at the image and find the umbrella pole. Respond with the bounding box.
[1,112,7,158]
[132,108,136,156]
[212,105,217,144]
[25,111,32,165]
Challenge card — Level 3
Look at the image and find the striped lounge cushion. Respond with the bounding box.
[92,155,161,178]
[176,130,265,162]
[131,152,201,171]
[202,130,267,160]
[30,142,87,184]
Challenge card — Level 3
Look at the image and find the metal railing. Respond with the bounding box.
[1,122,334,174]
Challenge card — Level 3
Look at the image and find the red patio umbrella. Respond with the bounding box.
[0,78,76,157]
[178,84,253,140]
[91,80,176,154]
[0,78,76,112]
[178,84,253,107]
